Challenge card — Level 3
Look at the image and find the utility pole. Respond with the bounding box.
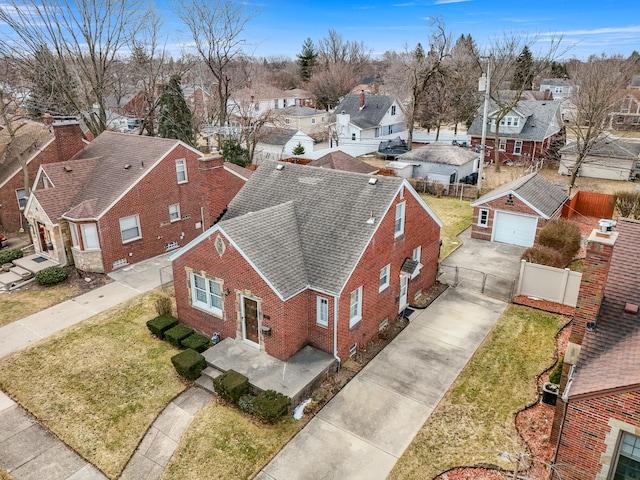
[477,56,491,196]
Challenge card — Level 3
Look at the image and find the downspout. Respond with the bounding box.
[551,364,574,477]
[333,295,341,371]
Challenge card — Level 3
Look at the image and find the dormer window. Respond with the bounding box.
[499,116,520,127]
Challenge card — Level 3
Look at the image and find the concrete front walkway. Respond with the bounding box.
[0,252,172,359]
[257,287,507,480]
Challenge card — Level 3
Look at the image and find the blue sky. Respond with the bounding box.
[166,0,638,60]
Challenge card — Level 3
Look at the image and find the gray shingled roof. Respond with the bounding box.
[540,79,572,87]
[396,142,479,166]
[259,127,298,146]
[309,151,378,174]
[280,106,323,117]
[334,93,394,129]
[467,99,562,142]
[471,172,567,218]
[560,136,640,159]
[219,161,405,297]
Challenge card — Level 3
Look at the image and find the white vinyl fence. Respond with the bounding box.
[516,260,582,307]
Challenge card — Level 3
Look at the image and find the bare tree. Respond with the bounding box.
[485,33,564,171]
[564,54,639,189]
[175,0,256,128]
[317,29,371,70]
[308,62,360,110]
[0,0,148,136]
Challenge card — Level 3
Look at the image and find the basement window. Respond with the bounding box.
[112,258,128,269]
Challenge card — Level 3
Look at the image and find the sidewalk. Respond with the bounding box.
[257,287,507,480]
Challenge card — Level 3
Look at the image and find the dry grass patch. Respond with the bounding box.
[0,289,185,479]
[389,305,568,480]
[0,469,12,480]
[162,401,302,480]
[421,195,474,259]
[0,283,84,328]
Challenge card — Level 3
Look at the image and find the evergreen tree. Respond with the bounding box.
[157,74,196,147]
[297,38,317,82]
[511,46,534,90]
[292,142,305,155]
[220,138,250,167]
[550,61,569,79]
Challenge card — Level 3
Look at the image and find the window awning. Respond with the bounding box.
[400,258,419,276]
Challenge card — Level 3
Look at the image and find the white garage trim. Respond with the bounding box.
[492,211,538,247]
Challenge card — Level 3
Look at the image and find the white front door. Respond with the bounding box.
[399,275,408,313]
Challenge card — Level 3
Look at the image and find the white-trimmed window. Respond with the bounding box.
[311,117,316,124]
[412,245,422,279]
[379,264,390,292]
[316,296,328,327]
[498,139,506,151]
[285,118,290,125]
[69,223,79,247]
[395,201,406,238]
[349,286,363,328]
[391,105,396,115]
[554,86,563,94]
[191,272,223,317]
[613,432,640,478]
[514,140,523,155]
[16,188,27,210]
[175,159,188,183]
[169,204,181,222]
[351,133,356,141]
[81,223,99,250]
[119,215,141,243]
[478,209,489,227]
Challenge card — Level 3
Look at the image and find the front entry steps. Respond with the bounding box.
[195,366,223,393]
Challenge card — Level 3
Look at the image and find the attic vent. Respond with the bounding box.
[124,164,131,170]
[63,166,73,172]
[368,177,378,185]
[276,164,285,171]
[625,303,639,314]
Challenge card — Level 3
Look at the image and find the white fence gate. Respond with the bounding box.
[516,260,582,307]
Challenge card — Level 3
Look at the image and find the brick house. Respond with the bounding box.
[551,218,640,479]
[170,161,442,362]
[0,120,85,233]
[468,99,563,165]
[470,172,567,247]
[24,132,250,273]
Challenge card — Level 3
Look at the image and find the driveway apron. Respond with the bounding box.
[258,286,507,480]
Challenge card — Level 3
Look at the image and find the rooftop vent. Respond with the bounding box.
[63,166,73,172]
[625,303,639,314]
[368,177,378,185]
[276,164,285,171]
[124,164,131,170]
[599,218,617,233]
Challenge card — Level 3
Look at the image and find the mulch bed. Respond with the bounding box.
[512,295,576,316]
[10,265,112,294]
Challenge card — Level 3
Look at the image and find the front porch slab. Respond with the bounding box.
[12,254,58,274]
[201,339,336,406]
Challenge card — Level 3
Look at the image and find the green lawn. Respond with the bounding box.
[389,305,568,479]
[421,195,474,259]
[162,403,303,480]
[0,289,185,479]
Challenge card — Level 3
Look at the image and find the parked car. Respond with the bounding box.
[0,233,7,249]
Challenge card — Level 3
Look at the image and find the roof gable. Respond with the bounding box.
[335,94,397,129]
[309,151,378,174]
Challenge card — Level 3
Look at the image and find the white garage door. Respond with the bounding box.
[493,211,538,247]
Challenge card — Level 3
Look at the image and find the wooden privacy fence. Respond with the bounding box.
[516,260,582,307]
[562,190,614,220]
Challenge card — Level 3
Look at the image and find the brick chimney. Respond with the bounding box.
[543,89,553,101]
[198,153,227,228]
[52,121,85,162]
[359,90,365,109]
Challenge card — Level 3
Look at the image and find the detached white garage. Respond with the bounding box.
[492,211,538,247]
[470,173,568,247]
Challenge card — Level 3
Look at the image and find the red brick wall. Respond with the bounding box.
[97,145,208,272]
[470,135,554,164]
[554,390,640,479]
[53,122,85,162]
[172,185,441,362]
[470,195,560,242]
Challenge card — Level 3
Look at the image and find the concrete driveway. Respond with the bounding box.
[258,287,507,480]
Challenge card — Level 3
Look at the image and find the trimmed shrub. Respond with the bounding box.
[181,332,211,353]
[212,369,249,404]
[549,357,564,385]
[171,349,207,381]
[155,295,173,316]
[521,245,565,268]
[0,248,24,265]
[146,314,179,339]
[252,390,291,424]
[612,190,640,219]
[165,324,194,347]
[537,219,581,265]
[238,394,255,413]
[35,266,68,285]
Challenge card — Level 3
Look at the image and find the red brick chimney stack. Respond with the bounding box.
[198,153,226,228]
[52,121,85,162]
[360,90,365,109]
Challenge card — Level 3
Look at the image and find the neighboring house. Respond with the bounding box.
[470,172,567,247]
[349,77,384,95]
[539,78,574,101]
[169,161,442,362]
[25,132,249,273]
[253,127,314,162]
[228,85,314,123]
[183,85,215,125]
[558,135,640,181]
[272,105,328,140]
[308,150,378,174]
[333,91,407,156]
[0,120,85,233]
[395,142,480,190]
[607,89,640,131]
[468,99,563,165]
[551,218,640,480]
